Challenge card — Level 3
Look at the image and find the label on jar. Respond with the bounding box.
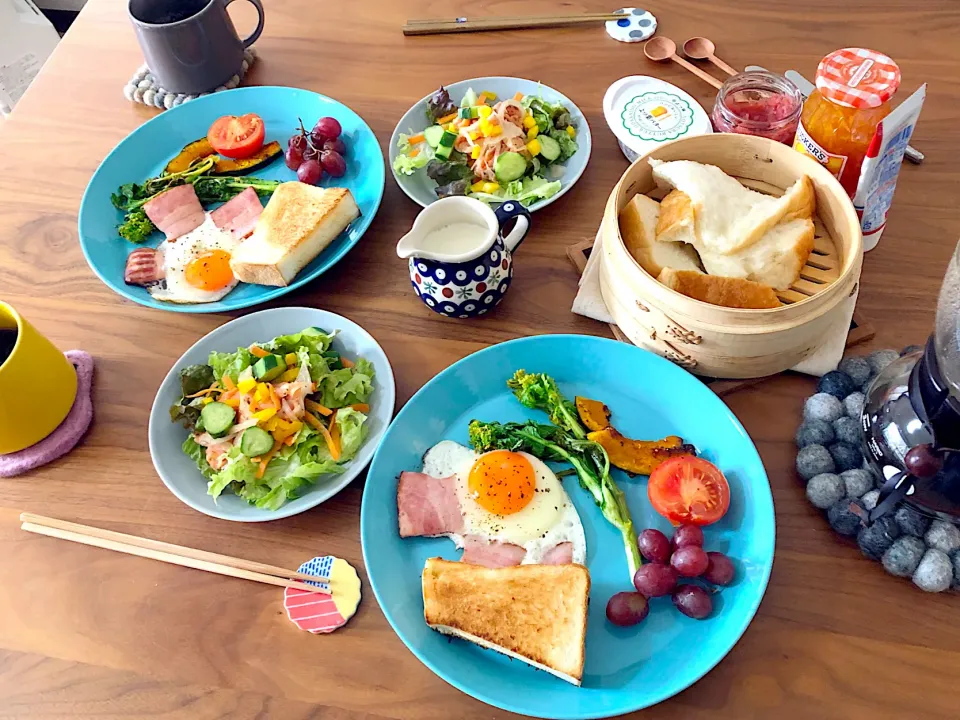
[793,121,848,179]
[620,91,695,143]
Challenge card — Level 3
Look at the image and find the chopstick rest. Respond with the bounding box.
[284,555,362,633]
[605,7,657,43]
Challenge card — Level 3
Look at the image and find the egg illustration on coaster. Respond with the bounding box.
[283,555,361,634]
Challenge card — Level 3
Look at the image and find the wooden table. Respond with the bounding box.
[1,0,958,717]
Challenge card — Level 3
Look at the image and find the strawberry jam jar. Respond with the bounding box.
[710,71,803,145]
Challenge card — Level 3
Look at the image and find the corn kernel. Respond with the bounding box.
[237,377,257,394]
[470,181,486,193]
[522,115,537,129]
[526,126,539,140]
[526,138,542,156]
[566,125,576,138]
[254,408,277,423]
[478,105,493,118]
[284,353,297,365]
[471,145,482,159]
[481,182,500,194]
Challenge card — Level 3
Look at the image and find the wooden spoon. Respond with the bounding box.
[644,36,723,90]
[683,37,738,76]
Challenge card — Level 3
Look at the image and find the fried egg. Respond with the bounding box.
[149,217,239,303]
[423,440,586,564]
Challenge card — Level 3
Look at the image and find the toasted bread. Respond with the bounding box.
[229,182,360,287]
[421,557,590,686]
[650,159,815,255]
[658,268,781,309]
[655,189,698,245]
[619,194,701,277]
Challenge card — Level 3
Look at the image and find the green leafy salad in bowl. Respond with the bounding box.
[392,85,580,206]
[169,326,375,511]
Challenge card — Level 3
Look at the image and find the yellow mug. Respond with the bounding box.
[0,301,78,454]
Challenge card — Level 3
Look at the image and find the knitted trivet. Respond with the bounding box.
[795,346,960,593]
[123,48,257,110]
[0,350,94,477]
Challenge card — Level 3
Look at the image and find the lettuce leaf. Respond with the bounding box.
[547,127,578,162]
[393,150,430,176]
[182,436,215,481]
[471,176,562,208]
[208,346,255,384]
[335,407,368,461]
[207,447,258,499]
[264,327,335,356]
[316,357,375,408]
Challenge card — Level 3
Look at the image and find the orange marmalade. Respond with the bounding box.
[793,48,901,196]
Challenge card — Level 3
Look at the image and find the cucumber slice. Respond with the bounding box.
[200,402,235,438]
[461,88,478,107]
[240,427,274,457]
[423,125,445,148]
[321,350,343,370]
[458,106,481,120]
[438,130,457,148]
[538,135,561,162]
[253,354,286,382]
[494,152,527,183]
[529,156,542,176]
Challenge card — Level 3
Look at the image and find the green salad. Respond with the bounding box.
[169,327,375,510]
[393,85,579,206]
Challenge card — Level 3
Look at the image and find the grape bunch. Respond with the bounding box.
[285,116,348,185]
[605,525,736,626]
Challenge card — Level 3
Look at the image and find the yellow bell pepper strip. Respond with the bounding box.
[268,384,281,410]
[478,105,493,118]
[471,145,482,159]
[567,125,577,138]
[481,182,500,194]
[527,138,542,156]
[514,91,524,101]
[526,126,539,140]
[481,91,497,103]
[284,353,297,365]
[278,367,300,383]
[522,114,537,129]
[470,180,486,193]
[253,408,277,424]
[237,376,257,394]
[256,439,283,479]
[305,399,333,417]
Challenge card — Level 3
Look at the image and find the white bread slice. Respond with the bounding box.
[650,159,815,254]
[658,268,780,309]
[656,189,698,245]
[421,557,590,686]
[619,193,701,277]
[230,182,360,287]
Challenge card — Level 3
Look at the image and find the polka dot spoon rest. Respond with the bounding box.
[397,196,531,318]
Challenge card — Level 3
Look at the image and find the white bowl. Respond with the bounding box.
[148,307,396,521]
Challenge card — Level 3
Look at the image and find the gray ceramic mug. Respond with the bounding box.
[129,0,265,95]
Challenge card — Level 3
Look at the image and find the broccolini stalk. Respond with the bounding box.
[469,419,642,580]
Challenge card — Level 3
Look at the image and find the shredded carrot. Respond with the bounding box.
[249,345,270,358]
[407,133,426,145]
[185,385,221,398]
[437,111,458,125]
[305,399,332,416]
[350,403,370,413]
[329,410,341,459]
[268,384,281,411]
[305,411,340,461]
[340,357,355,369]
[409,148,420,158]
[257,439,283,479]
[283,434,297,446]
[514,91,524,101]
[222,374,236,391]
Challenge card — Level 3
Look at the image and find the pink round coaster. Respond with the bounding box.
[0,350,94,477]
[283,555,361,634]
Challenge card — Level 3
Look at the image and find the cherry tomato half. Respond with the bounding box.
[648,456,730,526]
[207,113,265,159]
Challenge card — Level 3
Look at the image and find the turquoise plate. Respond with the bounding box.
[360,335,774,718]
[78,86,384,313]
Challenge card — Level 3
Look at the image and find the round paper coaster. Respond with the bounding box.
[606,8,658,43]
[283,555,362,633]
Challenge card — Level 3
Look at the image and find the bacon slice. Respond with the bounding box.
[210,187,263,240]
[124,247,164,285]
[397,472,464,537]
[540,542,574,565]
[460,536,526,568]
[143,184,205,240]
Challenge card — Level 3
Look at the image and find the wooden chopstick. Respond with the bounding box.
[403,14,624,36]
[406,13,622,25]
[20,513,330,590]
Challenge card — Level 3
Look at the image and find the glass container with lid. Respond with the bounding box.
[710,71,802,145]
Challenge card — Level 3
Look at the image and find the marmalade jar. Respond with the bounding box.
[710,71,802,145]
[793,48,901,196]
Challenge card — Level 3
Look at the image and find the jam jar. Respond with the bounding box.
[710,71,802,145]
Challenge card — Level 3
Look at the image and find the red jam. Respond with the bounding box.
[711,71,803,145]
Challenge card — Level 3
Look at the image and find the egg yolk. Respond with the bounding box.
[185,250,234,291]
[467,450,535,515]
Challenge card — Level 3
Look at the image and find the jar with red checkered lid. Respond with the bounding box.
[792,48,901,196]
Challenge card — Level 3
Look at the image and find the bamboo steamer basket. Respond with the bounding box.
[598,133,863,379]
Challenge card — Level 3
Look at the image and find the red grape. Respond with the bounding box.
[323,137,346,154]
[303,144,319,162]
[289,134,307,152]
[285,145,304,170]
[605,592,649,626]
[670,545,709,577]
[321,150,347,178]
[633,562,678,598]
[672,524,704,549]
[313,116,342,140]
[704,552,735,585]
[297,158,322,185]
[672,585,713,619]
[638,529,671,563]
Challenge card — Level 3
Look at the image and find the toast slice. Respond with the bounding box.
[421,557,590,686]
[655,189,698,245]
[650,159,815,254]
[229,182,360,287]
[658,268,781,309]
[619,193,701,277]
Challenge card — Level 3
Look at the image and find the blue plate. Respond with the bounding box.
[361,335,774,719]
[389,77,591,212]
[79,86,385,313]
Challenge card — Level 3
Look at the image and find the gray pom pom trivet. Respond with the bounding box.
[797,444,835,480]
[913,549,953,592]
[924,520,960,554]
[841,469,873,499]
[807,473,845,509]
[804,393,844,424]
[882,536,926,577]
[123,48,256,109]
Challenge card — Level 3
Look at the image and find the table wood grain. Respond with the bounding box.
[1,0,959,717]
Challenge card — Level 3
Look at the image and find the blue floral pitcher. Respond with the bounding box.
[397,197,531,318]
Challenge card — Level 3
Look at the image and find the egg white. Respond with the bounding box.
[422,440,586,564]
[149,216,240,304]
